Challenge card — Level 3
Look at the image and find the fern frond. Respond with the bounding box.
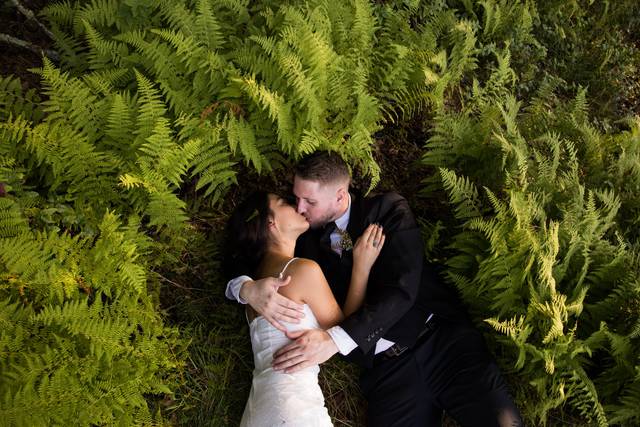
[226,116,263,173]
[439,168,482,220]
[82,20,128,69]
[0,198,29,238]
[39,58,105,142]
[41,0,76,28]
[104,92,136,154]
[0,75,43,122]
[133,69,167,140]
[237,76,295,152]
[567,368,608,427]
[81,68,130,95]
[195,0,225,50]
[73,0,120,33]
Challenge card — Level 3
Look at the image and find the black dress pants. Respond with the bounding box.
[360,320,522,427]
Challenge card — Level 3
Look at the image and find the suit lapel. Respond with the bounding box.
[347,191,366,239]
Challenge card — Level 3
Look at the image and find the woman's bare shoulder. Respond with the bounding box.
[286,258,323,278]
[277,258,326,301]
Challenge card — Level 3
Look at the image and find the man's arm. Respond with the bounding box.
[326,325,358,355]
[224,275,305,331]
[273,193,424,370]
[272,194,421,371]
[340,193,424,354]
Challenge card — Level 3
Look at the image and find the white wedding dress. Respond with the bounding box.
[240,259,333,427]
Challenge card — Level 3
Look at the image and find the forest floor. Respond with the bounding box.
[0,0,52,89]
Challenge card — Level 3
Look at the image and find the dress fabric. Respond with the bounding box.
[240,259,333,427]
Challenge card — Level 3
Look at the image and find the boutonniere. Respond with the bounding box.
[336,227,353,251]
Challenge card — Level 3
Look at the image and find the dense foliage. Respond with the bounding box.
[1,0,639,425]
[426,86,640,425]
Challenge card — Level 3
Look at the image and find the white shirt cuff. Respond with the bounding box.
[225,275,252,304]
[326,326,358,355]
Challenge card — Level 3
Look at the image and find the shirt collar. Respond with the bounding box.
[334,194,351,231]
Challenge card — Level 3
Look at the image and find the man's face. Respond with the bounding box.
[293,176,342,228]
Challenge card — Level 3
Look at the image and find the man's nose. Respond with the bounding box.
[296,202,305,214]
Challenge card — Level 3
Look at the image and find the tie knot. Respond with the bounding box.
[322,221,337,238]
[320,221,337,244]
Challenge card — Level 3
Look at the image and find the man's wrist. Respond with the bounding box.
[226,275,252,303]
[238,279,253,304]
[326,326,358,355]
[325,331,339,354]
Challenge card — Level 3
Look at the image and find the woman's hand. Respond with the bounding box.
[344,224,385,316]
[352,223,385,274]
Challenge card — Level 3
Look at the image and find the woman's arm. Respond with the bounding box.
[343,224,385,316]
[278,259,343,329]
[279,225,385,329]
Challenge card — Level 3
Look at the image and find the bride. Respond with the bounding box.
[225,191,385,427]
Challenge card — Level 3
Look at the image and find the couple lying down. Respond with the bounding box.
[224,151,522,426]
[226,191,384,426]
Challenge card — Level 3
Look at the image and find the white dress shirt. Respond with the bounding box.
[225,195,394,355]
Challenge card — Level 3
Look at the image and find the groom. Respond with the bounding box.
[226,151,521,426]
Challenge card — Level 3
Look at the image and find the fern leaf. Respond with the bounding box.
[440,168,482,220]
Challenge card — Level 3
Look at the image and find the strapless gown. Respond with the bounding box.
[239,304,333,427]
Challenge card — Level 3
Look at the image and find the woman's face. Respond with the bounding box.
[268,193,309,237]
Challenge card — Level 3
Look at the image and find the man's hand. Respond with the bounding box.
[240,276,305,332]
[272,329,339,373]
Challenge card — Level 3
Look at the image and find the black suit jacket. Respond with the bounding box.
[295,192,465,367]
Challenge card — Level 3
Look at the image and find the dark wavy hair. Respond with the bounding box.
[223,191,274,280]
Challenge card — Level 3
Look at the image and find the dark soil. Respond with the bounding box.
[0,0,53,88]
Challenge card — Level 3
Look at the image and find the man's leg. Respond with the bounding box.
[360,351,442,427]
[414,320,522,427]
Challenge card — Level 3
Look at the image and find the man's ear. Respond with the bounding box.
[336,186,347,202]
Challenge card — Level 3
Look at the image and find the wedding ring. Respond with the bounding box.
[372,240,379,247]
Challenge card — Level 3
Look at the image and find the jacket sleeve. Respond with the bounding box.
[340,193,424,354]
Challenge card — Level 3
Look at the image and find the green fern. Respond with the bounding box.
[0,76,43,123]
[439,168,482,219]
